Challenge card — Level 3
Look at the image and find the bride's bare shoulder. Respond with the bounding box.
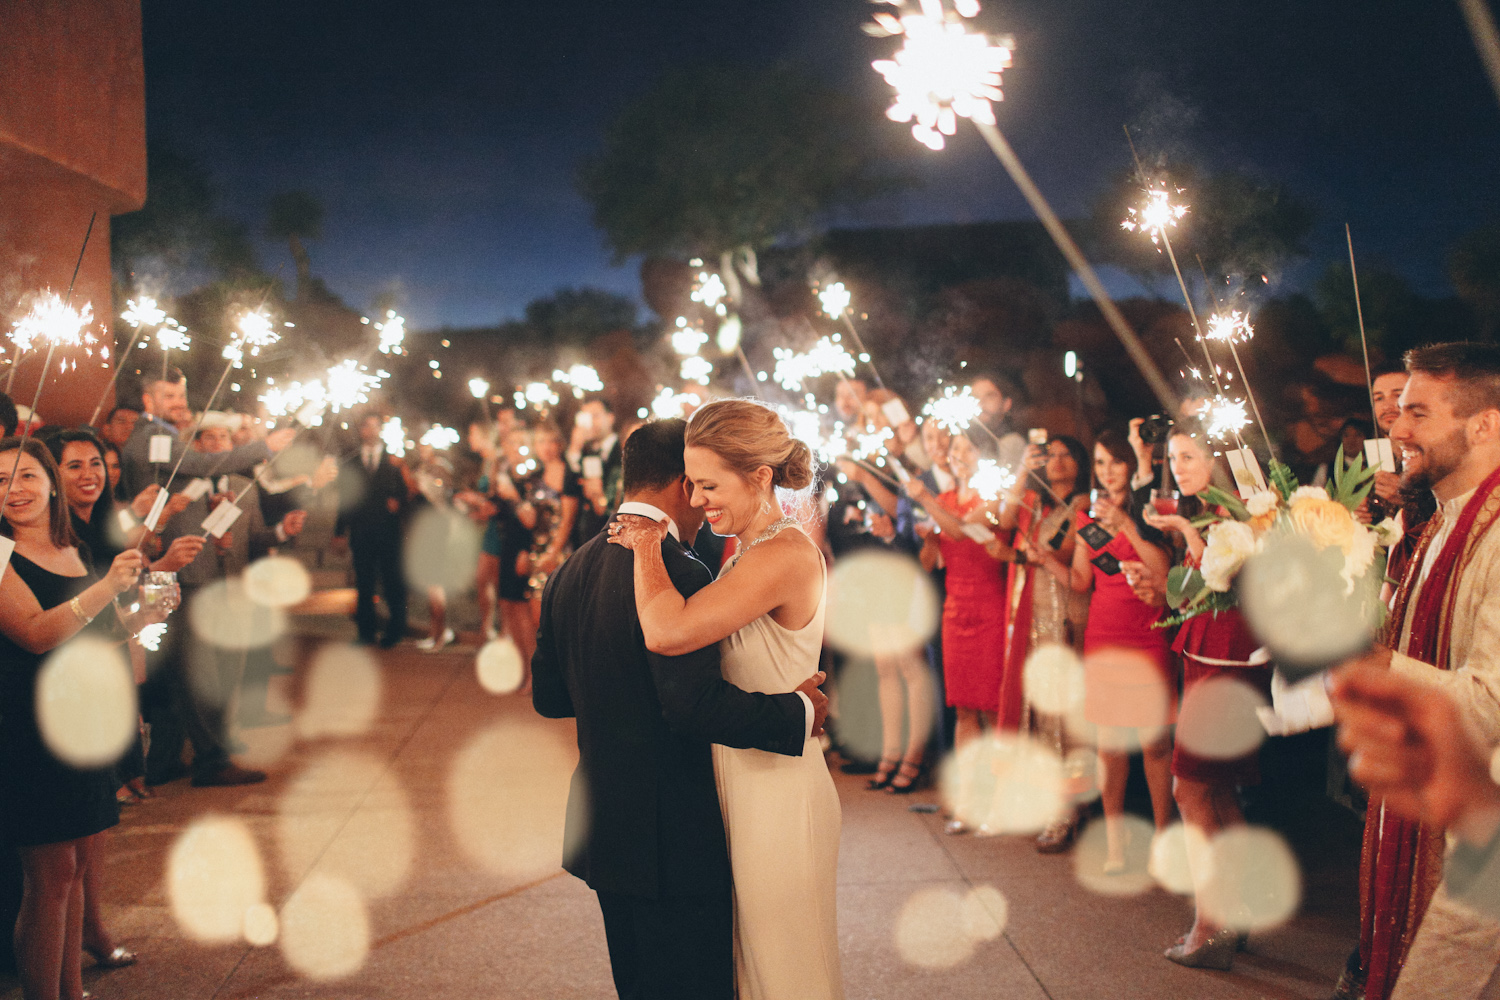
[759,526,823,571]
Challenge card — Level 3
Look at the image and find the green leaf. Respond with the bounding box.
[1166,565,1202,611]
[1200,486,1251,521]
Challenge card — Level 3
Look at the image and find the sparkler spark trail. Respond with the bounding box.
[523,382,559,409]
[421,424,461,450]
[772,337,857,391]
[969,459,1015,501]
[680,356,714,386]
[671,324,710,356]
[1205,310,1254,344]
[1204,396,1251,441]
[155,323,191,353]
[818,282,852,320]
[1121,186,1189,247]
[922,385,984,434]
[650,387,698,420]
[380,416,407,458]
[853,426,894,461]
[552,364,603,396]
[468,378,490,400]
[870,0,1013,151]
[10,293,94,353]
[325,360,386,414]
[136,622,168,653]
[120,297,167,331]
[691,272,729,315]
[375,311,406,355]
[778,405,846,465]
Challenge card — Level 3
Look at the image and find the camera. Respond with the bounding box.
[1139,414,1173,446]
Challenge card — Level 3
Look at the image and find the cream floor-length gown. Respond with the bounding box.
[712,541,844,1000]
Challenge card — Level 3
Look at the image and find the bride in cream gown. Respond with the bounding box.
[609,399,843,1000]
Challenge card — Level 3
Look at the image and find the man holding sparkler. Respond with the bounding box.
[334,411,411,648]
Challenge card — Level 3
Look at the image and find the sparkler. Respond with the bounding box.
[871,7,1177,410]
[517,382,559,412]
[649,387,698,420]
[421,424,461,450]
[92,297,175,424]
[671,324,710,357]
[969,459,1016,501]
[691,272,729,316]
[1346,225,1383,440]
[375,311,406,355]
[853,426,894,462]
[772,337,857,392]
[136,622,168,653]
[922,385,984,435]
[680,355,714,386]
[468,377,490,400]
[380,416,407,458]
[1,213,98,532]
[814,281,885,389]
[1204,395,1251,442]
[156,320,191,380]
[1204,306,1276,458]
[552,364,604,396]
[324,359,385,414]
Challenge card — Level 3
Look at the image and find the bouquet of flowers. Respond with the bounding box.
[1164,448,1401,628]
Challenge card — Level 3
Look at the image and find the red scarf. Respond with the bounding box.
[1359,461,1500,1000]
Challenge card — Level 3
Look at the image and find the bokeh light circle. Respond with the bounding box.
[894,888,975,969]
[296,643,382,738]
[242,903,279,946]
[277,751,414,899]
[244,555,312,608]
[1149,822,1197,896]
[1022,643,1085,717]
[1199,825,1302,931]
[1240,534,1374,675]
[1176,676,1268,761]
[404,505,482,593]
[1073,815,1156,897]
[189,578,287,650]
[476,639,525,694]
[167,816,266,942]
[35,637,136,768]
[825,550,939,657]
[278,873,370,980]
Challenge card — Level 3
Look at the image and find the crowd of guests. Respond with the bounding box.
[6,339,1498,1000]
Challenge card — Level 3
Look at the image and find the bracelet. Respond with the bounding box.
[68,596,94,626]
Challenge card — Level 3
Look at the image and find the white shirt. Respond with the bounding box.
[616,500,814,740]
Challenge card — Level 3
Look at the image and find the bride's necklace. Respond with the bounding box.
[726,514,799,570]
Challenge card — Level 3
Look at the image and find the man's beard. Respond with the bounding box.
[1401,426,1468,494]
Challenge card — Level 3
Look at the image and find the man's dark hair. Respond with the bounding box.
[972,371,1025,406]
[0,391,17,438]
[1371,361,1407,381]
[145,366,185,390]
[622,419,688,494]
[1404,342,1500,418]
[107,403,143,419]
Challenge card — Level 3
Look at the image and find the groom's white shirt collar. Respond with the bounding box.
[617,501,681,543]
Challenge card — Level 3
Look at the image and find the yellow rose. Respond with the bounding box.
[1289,496,1357,554]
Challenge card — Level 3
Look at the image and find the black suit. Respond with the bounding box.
[532,518,806,1000]
[335,447,409,645]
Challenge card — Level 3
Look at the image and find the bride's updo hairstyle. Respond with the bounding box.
[685,398,815,491]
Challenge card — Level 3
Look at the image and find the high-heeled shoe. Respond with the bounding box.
[86,944,138,968]
[866,759,898,790]
[887,760,927,794]
[1163,928,1238,971]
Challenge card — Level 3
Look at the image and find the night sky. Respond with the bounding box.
[139,0,1500,329]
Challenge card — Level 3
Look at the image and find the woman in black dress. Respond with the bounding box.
[0,437,145,1000]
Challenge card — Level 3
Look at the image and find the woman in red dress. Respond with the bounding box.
[1144,426,1274,971]
[1026,430,1176,874]
[911,433,1010,834]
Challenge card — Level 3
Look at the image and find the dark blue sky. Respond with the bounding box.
[139,0,1500,329]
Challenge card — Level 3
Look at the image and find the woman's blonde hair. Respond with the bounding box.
[685,398,814,491]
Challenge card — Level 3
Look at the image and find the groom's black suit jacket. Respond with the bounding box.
[532,520,807,899]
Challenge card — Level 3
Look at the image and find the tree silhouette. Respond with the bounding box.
[579,64,903,262]
[1450,222,1500,339]
[266,190,325,301]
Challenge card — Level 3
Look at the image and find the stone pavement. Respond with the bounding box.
[1,617,1360,999]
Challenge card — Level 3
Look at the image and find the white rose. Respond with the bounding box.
[1372,516,1404,550]
[1289,486,1330,505]
[1245,490,1279,518]
[1342,523,1378,595]
[1200,520,1258,593]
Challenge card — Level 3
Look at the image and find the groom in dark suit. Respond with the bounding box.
[532,418,828,1000]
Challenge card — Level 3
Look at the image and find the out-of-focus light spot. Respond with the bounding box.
[1199,826,1302,932]
[243,903,279,946]
[35,637,136,767]
[1176,676,1267,761]
[189,579,287,650]
[404,505,482,593]
[448,718,578,880]
[979,734,1065,834]
[1074,815,1155,897]
[168,816,265,942]
[296,644,381,739]
[1072,647,1174,754]
[825,550,939,657]
[895,884,1008,969]
[244,556,312,608]
[277,751,413,898]
[1240,534,1374,675]
[476,639,524,694]
[278,873,369,980]
[1022,644,1084,717]
[1149,821,1197,895]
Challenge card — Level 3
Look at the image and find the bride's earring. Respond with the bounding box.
[759,496,772,517]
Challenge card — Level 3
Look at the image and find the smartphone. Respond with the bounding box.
[1028,428,1048,447]
[582,455,604,480]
